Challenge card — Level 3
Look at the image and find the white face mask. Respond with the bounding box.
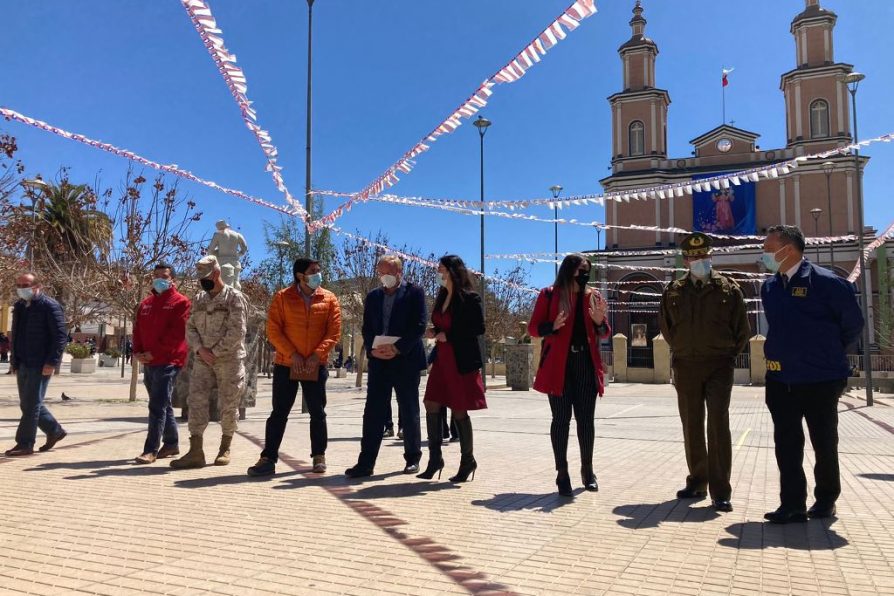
[689,258,712,280]
[380,274,398,289]
[16,288,34,301]
[439,275,448,287]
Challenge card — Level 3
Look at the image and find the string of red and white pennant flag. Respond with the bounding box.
[314,130,894,212]
[0,107,294,215]
[847,219,894,282]
[306,0,598,232]
[181,0,305,216]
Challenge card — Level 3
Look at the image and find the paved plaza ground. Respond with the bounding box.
[1,361,892,595]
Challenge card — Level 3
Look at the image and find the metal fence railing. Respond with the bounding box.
[734,352,751,370]
[600,350,613,367]
[847,354,894,372]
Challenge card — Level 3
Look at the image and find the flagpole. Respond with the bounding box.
[722,67,726,124]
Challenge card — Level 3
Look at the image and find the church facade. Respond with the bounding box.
[595,0,890,356]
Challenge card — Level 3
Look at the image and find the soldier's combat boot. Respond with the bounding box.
[170,435,206,469]
[214,435,232,466]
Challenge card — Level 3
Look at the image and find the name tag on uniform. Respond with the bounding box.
[767,360,782,371]
[791,287,808,298]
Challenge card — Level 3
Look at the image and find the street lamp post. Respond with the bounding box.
[304,0,315,259]
[473,115,491,388]
[549,185,563,278]
[810,208,823,263]
[844,71,873,406]
[823,160,835,266]
[273,240,291,290]
[21,178,48,266]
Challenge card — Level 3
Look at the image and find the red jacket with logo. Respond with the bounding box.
[132,286,191,367]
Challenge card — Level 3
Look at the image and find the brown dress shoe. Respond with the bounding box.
[156,445,180,459]
[134,453,157,464]
[39,430,67,452]
[4,445,35,456]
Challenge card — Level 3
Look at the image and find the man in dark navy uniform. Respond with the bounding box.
[760,225,863,523]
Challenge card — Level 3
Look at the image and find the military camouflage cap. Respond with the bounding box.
[196,255,219,279]
[680,232,712,257]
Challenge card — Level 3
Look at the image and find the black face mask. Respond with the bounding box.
[576,270,590,288]
[200,278,215,292]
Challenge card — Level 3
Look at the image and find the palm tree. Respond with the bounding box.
[22,178,112,261]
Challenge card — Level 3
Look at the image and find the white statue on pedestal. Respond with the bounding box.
[207,220,248,289]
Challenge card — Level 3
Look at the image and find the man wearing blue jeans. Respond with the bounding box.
[132,262,191,465]
[5,272,68,457]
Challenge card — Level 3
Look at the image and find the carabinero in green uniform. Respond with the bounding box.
[659,232,750,512]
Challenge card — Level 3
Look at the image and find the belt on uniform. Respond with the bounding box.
[570,345,588,353]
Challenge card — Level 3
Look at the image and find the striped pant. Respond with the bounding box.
[548,349,598,471]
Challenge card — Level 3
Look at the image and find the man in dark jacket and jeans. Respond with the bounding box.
[132,262,191,464]
[761,225,863,523]
[5,272,68,456]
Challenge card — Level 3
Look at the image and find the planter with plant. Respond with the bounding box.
[67,343,97,373]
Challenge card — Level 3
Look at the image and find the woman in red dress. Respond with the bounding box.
[529,254,610,497]
[418,255,486,482]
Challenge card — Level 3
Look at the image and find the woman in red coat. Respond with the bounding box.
[529,254,610,497]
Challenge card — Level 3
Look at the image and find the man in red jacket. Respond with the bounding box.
[132,262,191,464]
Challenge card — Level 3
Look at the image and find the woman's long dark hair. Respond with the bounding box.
[433,254,475,312]
[553,253,589,289]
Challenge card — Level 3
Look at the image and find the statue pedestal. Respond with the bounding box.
[505,344,534,391]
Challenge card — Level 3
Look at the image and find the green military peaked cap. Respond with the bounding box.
[680,232,712,258]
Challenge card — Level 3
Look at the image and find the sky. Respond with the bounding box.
[3,0,893,289]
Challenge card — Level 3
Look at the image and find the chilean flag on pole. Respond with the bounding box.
[722,67,734,87]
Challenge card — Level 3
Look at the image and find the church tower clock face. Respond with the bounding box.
[716,138,733,153]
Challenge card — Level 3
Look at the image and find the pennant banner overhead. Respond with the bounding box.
[307,0,598,231]
[1,107,294,215]
[314,130,894,211]
[181,0,305,217]
[847,218,894,282]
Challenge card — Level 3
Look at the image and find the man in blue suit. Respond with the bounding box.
[760,225,863,523]
[345,255,427,477]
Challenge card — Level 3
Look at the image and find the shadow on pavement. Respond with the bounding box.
[471,492,579,513]
[858,473,894,481]
[174,470,303,489]
[718,521,849,550]
[345,481,461,500]
[613,499,720,529]
[24,458,133,471]
[65,466,172,480]
[271,470,405,490]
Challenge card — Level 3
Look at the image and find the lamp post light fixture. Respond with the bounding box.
[822,160,835,266]
[304,0,315,259]
[549,185,563,277]
[842,70,873,406]
[473,115,491,388]
[273,240,291,290]
[810,208,823,262]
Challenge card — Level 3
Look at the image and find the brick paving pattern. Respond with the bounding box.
[1,364,892,595]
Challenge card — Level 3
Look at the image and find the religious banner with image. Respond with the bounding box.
[692,172,756,235]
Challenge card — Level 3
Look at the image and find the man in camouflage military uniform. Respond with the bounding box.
[171,255,248,469]
[659,232,750,512]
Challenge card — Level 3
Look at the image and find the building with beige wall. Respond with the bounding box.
[595,0,892,354]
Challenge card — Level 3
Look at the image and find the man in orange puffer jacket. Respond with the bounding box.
[248,257,341,477]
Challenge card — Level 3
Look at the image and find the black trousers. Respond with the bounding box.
[262,364,328,461]
[673,358,733,501]
[548,349,597,472]
[766,378,845,511]
[357,361,422,468]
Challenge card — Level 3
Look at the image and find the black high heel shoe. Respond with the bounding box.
[581,467,599,492]
[556,472,573,497]
[416,458,445,480]
[449,457,477,482]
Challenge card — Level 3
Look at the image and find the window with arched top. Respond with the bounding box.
[629,121,645,156]
[810,99,830,139]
